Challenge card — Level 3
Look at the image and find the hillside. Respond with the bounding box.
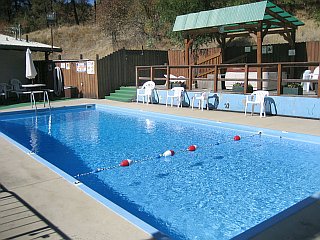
[27,14,320,61]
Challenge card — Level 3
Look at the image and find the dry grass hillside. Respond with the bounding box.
[27,14,320,61]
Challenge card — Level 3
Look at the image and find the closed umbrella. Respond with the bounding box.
[25,48,37,84]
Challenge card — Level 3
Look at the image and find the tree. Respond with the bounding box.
[0,0,14,23]
[71,0,79,25]
[96,0,131,46]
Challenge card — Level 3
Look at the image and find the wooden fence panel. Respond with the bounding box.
[168,41,319,67]
[97,57,106,98]
[54,60,99,98]
[307,41,320,71]
[167,50,187,76]
[98,49,168,97]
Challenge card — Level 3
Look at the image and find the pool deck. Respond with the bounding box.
[1,99,320,240]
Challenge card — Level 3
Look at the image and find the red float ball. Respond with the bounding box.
[120,159,132,167]
[234,135,241,141]
[187,145,197,151]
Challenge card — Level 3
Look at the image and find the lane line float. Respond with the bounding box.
[233,135,241,141]
[159,150,175,157]
[120,159,133,167]
[187,145,197,151]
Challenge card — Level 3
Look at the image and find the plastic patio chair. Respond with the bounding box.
[301,69,312,92]
[191,90,210,111]
[0,87,6,100]
[166,87,185,108]
[136,80,156,104]
[312,66,319,81]
[0,83,12,99]
[244,90,269,117]
[10,79,30,99]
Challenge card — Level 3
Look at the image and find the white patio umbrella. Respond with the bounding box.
[25,48,37,83]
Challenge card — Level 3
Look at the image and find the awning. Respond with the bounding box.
[173,1,304,35]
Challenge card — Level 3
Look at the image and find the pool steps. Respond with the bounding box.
[105,86,136,102]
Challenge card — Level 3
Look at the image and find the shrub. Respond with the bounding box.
[286,83,302,88]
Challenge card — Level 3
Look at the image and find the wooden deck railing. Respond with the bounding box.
[136,62,320,97]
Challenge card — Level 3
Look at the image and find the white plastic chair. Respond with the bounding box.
[0,86,6,99]
[166,87,184,108]
[10,79,30,99]
[312,66,319,81]
[301,70,312,92]
[0,83,12,99]
[136,81,155,104]
[244,90,269,117]
[191,90,210,111]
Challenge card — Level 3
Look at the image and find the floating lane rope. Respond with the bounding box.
[75,149,177,178]
[74,164,120,178]
[74,131,262,179]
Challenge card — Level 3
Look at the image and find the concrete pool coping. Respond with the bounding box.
[1,98,320,240]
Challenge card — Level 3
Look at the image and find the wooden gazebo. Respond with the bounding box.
[173,1,304,89]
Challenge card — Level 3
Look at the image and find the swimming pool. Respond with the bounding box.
[0,105,320,240]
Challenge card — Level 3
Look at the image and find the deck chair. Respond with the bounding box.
[0,86,5,100]
[312,66,319,81]
[166,87,184,108]
[191,90,210,111]
[10,79,30,99]
[301,70,312,92]
[136,81,155,104]
[313,67,319,93]
[0,83,12,99]
[244,90,269,117]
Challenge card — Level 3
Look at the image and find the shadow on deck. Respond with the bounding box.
[0,184,70,240]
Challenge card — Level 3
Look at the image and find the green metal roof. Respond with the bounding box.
[173,1,304,33]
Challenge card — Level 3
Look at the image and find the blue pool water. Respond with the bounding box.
[1,105,320,240]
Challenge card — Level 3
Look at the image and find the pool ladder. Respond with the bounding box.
[31,90,52,110]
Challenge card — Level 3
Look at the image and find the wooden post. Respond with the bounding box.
[184,37,194,89]
[184,39,189,66]
[256,22,263,90]
[188,65,192,90]
[277,63,283,96]
[317,64,320,98]
[220,37,226,89]
[135,66,138,88]
[244,64,249,94]
[289,30,296,79]
[214,65,218,92]
[184,38,193,65]
[150,66,154,81]
[166,65,170,89]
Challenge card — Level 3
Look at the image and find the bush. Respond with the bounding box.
[286,83,302,88]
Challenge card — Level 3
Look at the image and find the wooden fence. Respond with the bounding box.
[54,60,99,98]
[35,49,168,99]
[98,49,168,96]
[168,41,320,68]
